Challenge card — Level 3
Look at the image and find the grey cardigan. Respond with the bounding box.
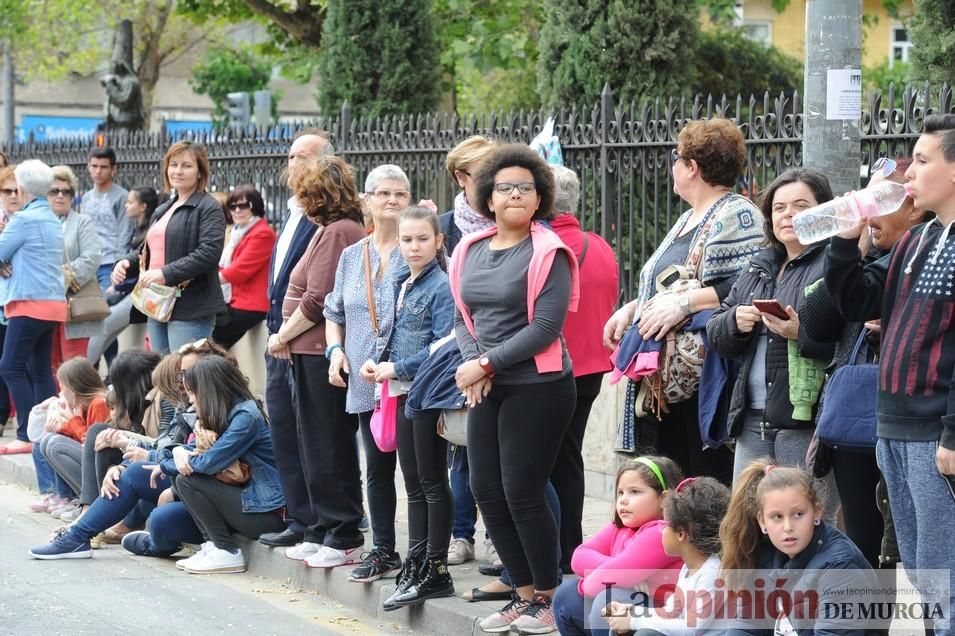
[62,209,105,339]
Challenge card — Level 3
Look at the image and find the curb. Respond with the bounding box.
[1,452,489,635]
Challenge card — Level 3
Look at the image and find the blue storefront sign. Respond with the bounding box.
[18,115,102,141]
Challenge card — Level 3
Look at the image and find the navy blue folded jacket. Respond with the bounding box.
[405,337,466,419]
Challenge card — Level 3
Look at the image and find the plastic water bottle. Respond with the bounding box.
[792,181,909,244]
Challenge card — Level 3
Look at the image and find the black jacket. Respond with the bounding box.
[439,210,463,256]
[706,243,839,434]
[125,191,226,322]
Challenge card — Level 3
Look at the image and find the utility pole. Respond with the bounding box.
[2,40,13,149]
[803,0,863,195]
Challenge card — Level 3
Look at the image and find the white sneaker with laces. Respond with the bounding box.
[176,542,213,570]
[285,541,322,561]
[183,545,246,574]
[447,537,475,565]
[304,545,361,568]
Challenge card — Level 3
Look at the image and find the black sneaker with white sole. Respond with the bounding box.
[348,546,401,583]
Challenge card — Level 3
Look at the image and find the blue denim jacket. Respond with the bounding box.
[0,198,65,304]
[380,259,455,382]
[160,399,285,513]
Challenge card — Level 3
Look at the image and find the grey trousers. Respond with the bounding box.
[44,434,84,496]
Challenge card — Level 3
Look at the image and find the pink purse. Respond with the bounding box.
[370,379,398,452]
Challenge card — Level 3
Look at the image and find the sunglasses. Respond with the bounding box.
[48,188,74,197]
[177,337,212,355]
[228,201,252,211]
[870,157,897,178]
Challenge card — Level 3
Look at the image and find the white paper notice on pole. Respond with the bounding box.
[826,69,862,120]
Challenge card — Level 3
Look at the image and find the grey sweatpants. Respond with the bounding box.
[877,438,955,636]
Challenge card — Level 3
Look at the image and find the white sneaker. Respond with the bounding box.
[183,545,246,574]
[304,545,361,568]
[483,537,502,566]
[447,537,476,565]
[176,542,213,570]
[285,541,322,561]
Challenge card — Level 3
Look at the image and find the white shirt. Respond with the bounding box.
[631,554,722,635]
[271,196,304,284]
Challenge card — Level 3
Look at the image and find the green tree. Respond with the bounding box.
[908,0,955,84]
[537,0,700,108]
[189,45,275,129]
[317,0,440,117]
[693,29,802,97]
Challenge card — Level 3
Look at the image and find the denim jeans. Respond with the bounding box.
[96,264,114,293]
[34,434,66,496]
[67,461,176,542]
[147,317,214,354]
[449,444,477,543]
[0,316,57,441]
[147,501,204,555]
[553,581,640,636]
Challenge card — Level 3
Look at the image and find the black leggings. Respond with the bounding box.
[175,473,285,552]
[831,448,884,568]
[212,308,266,350]
[396,401,451,560]
[467,374,576,590]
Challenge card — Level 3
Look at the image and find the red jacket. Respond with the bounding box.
[551,214,618,377]
[59,396,109,444]
[220,220,277,313]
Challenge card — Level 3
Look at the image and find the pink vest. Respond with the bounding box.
[448,221,580,373]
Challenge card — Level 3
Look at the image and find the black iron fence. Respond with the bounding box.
[6,83,953,301]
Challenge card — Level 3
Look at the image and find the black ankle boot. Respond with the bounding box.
[383,542,427,611]
[391,556,454,608]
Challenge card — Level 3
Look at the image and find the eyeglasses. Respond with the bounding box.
[670,149,684,163]
[48,188,74,197]
[870,157,897,178]
[228,201,252,211]
[371,189,411,201]
[493,182,536,196]
[0,188,16,196]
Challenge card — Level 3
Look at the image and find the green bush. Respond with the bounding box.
[692,29,802,98]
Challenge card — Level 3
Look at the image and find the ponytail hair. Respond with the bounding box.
[399,204,447,271]
[720,459,824,576]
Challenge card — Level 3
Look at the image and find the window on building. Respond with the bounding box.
[890,23,912,67]
[741,21,772,46]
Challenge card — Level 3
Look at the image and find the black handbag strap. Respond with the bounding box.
[578,234,591,268]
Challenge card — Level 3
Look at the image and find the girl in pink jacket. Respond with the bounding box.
[553,456,685,635]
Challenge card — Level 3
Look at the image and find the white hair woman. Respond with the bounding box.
[0,160,66,455]
[320,163,410,577]
[49,165,103,372]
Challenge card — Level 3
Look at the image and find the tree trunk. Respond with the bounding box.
[136,0,173,129]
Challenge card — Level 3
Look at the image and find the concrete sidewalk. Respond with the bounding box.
[0,440,616,635]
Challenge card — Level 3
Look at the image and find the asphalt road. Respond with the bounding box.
[0,482,396,636]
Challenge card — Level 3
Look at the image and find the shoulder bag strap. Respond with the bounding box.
[683,192,734,277]
[578,234,591,268]
[363,241,379,337]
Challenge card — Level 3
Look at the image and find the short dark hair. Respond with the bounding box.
[677,119,746,188]
[227,185,266,217]
[924,114,955,162]
[89,147,117,166]
[758,167,833,257]
[472,144,556,221]
[663,477,731,556]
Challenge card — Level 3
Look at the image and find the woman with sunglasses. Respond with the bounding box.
[603,118,764,484]
[48,165,103,373]
[212,185,276,349]
[111,141,225,353]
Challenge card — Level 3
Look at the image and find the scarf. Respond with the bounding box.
[219,216,261,303]
[453,192,493,237]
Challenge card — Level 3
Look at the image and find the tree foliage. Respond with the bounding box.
[537,0,700,108]
[189,45,274,129]
[317,0,440,117]
[693,29,802,97]
[908,0,955,84]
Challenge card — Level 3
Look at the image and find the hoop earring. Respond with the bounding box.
[813,518,821,526]
[761,527,768,534]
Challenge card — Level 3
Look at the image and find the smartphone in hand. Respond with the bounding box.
[752,299,790,320]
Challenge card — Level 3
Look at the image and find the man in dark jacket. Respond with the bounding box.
[258,129,333,548]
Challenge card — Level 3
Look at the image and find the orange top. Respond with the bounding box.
[5,299,67,322]
[59,395,109,443]
[146,208,176,269]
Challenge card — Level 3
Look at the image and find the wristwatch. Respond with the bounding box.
[478,354,495,378]
[679,295,691,316]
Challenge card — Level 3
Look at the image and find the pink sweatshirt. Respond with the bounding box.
[571,519,684,598]
[448,221,580,373]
